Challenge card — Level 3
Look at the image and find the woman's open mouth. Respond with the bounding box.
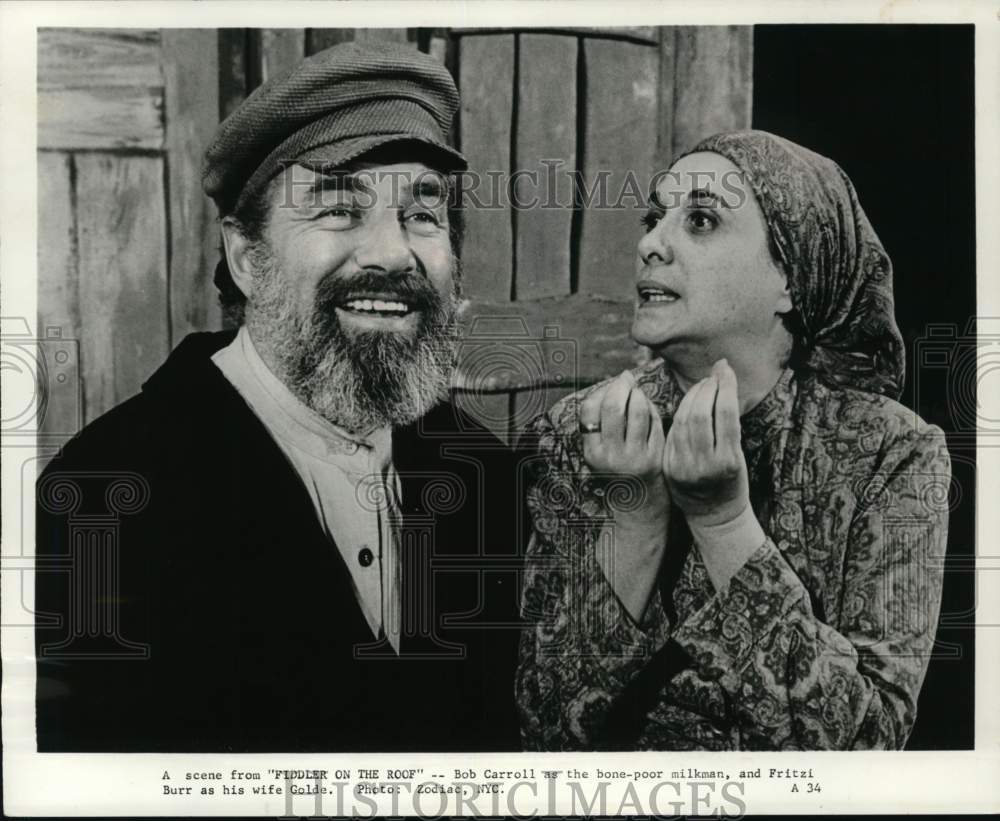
[637,281,680,304]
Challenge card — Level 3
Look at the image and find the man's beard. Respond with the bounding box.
[243,244,461,434]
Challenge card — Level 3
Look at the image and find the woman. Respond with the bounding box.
[516,130,950,751]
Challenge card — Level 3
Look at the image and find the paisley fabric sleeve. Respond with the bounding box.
[516,406,672,751]
[670,428,950,749]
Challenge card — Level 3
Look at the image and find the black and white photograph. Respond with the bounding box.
[2,0,997,816]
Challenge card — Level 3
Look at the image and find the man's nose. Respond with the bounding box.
[637,224,675,267]
[353,211,418,274]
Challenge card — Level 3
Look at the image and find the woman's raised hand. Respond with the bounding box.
[579,370,670,619]
[578,370,669,521]
[662,358,750,528]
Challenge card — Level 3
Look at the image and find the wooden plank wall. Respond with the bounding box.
[454,27,754,443]
[38,29,169,438]
[37,26,752,445]
[37,28,219,437]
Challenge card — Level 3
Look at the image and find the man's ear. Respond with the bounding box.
[220,217,256,300]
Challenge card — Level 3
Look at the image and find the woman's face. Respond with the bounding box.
[632,151,792,364]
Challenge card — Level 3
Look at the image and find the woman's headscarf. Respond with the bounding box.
[678,130,905,400]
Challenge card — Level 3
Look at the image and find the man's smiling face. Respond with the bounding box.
[266,161,456,338]
[223,159,461,433]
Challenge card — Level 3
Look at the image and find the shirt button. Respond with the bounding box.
[358,546,374,567]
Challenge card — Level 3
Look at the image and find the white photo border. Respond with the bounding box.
[2,0,998,816]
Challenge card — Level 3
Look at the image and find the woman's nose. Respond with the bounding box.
[637,224,674,266]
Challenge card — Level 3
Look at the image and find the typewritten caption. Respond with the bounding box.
[157,764,828,815]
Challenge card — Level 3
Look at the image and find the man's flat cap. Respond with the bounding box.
[202,40,466,214]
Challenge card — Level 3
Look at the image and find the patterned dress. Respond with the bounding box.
[517,361,950,750]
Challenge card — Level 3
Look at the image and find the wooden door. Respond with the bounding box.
[452,27,753,442]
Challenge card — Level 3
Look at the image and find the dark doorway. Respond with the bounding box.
[752,24,976,750]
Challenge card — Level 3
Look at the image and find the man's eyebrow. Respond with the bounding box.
[304,173,366,197]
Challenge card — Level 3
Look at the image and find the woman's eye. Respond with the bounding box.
[685,209,718,233]
[640,209,663,233]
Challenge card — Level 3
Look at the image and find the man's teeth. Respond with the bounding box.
[343,299,411,314]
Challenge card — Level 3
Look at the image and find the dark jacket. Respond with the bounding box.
[35,331,524,752]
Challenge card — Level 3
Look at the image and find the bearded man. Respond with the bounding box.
[35,42,522,753]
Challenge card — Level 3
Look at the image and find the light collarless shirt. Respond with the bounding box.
[212,327,401,653]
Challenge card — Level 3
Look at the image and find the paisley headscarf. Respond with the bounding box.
[677,130,905,400]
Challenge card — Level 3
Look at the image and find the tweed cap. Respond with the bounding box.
[202,40,466,214]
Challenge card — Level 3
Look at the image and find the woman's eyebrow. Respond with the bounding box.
[686,187,722,207]
[648,187,724,210]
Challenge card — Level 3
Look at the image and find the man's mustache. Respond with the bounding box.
[313,269,444,316]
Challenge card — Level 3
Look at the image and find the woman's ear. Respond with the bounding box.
[776,276,793,315]
[220,218,256,300]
